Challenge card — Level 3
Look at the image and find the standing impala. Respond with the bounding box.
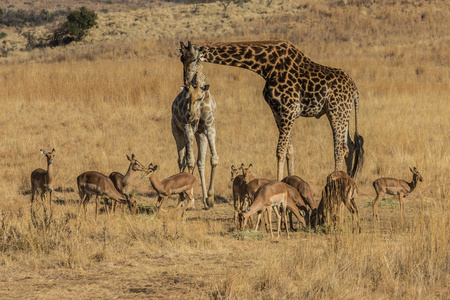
[230,164,255,224]
[372,167,423,221]
[77,171,137,218]
[141,163,196,217]
[109,154,146,212]
[30,149,55,207]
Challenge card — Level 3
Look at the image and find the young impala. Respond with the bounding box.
[141,163,196,217]
[30,149,55,207]
[372,167,423,221]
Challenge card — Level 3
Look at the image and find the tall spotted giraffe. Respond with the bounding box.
[179,40,364,180]
[171,67,218,208]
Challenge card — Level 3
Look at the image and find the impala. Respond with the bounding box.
[372,167,423,221]
[239,181,298,239]
[109,154,146,212]
[314,171,361,233]
[30,149,55,207]
[141,163,196,217]
[230,164,255,223]
[77,171,137,218]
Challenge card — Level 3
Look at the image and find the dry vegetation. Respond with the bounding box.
[0,0,449,298]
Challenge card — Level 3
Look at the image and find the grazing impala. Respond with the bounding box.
[109,154,146,212]
[30,149,55,207]
[230,164,255,223]
[314,171,361,233]
[239,181,293,239]
[77,171,137,218]
[372,167,423,221]
[141,163,196,217]
[281,175,316,211]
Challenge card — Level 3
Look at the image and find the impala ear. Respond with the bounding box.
[127,155,131,161]
[240,163,245,169]
[132,154,136,160]
[40,149,46,156]
[201,84,210,92]
[410,167,414,173]
[231,165,235,170]
[153,165,158,171]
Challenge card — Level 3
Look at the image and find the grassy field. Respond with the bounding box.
[0,0,449,298]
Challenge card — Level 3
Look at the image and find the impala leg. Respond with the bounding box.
[373,192,382,221]
[399,192,405,222]
[95,196,100,219]
[156,196,168,217]
[268,208,274,239]
[233,191,239,224]
[282,204,289,239]
[273,206,282,239]
[181,190,195,218]
[254,212,262,231]
[49,189,53,208]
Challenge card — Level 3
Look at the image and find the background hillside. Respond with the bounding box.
[0,0,448,299]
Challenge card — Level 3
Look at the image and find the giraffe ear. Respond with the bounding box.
[201,84,210,92]
[180,41,186,49]
[198,46,204,52]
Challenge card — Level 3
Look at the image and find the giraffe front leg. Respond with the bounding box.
[275,118,294,181]
[184,125,196,174]
[206,125,219,208]
[328,110,351,174]
[172,121,187,172]
[286,136,294,176]
[195,133,209,209]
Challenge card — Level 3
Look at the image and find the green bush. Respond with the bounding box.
[51,7,97,46]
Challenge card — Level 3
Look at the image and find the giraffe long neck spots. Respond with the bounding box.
[200,41,301,79]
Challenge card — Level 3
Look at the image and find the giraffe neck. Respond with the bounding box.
[198,40,304,80]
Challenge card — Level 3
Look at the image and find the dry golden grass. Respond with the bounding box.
[0,0,449,298]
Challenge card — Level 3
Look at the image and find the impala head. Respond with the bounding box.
[238,207,251,230]
[142,163,158,179]
[410,167,423,182]
[241,163,253,183]
[125,194,137,215]
[179,41,205,86]
[182,72,210,123]
[230,165,240,182]
[127,154,146,172]
[40,148,55,165]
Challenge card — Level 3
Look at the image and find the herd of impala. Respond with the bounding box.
[30,148,423,239]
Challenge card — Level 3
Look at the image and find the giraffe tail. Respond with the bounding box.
[350,92,364,178]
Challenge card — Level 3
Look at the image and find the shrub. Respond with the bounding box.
[51,7,97,46]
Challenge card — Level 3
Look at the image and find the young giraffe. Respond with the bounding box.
[171,67,218,209]
[179,40,364,181]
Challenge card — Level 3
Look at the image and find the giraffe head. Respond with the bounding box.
[182,72,210,123]
[179,41,204,86]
